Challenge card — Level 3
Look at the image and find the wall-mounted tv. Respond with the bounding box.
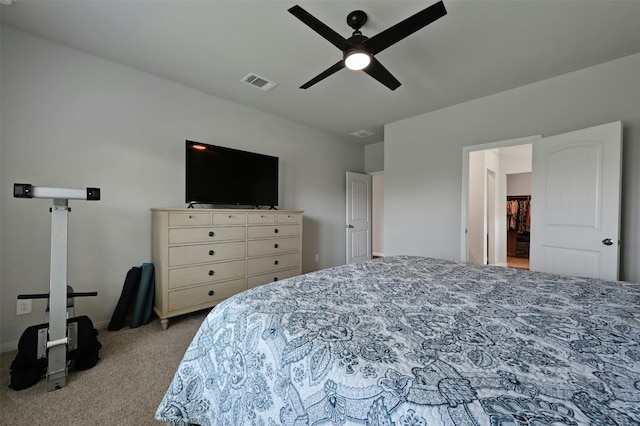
[185,140,279,207]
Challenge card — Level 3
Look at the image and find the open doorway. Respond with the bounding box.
[463,137,536,268]
[506,173,531,269]
[345,171,384,263]
[462,123,621,279]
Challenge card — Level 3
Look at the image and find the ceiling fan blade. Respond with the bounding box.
[288,5,351,52]
[364,1,447,55]
[363,57,401,91]
[300,60,345,89]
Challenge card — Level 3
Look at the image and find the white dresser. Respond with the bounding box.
[151,208,303,329]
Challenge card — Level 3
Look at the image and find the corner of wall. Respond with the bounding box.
[364,141,385,173]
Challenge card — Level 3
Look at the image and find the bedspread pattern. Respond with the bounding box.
[156,256,640,425]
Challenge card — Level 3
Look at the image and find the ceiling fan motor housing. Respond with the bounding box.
[347,10,367,31]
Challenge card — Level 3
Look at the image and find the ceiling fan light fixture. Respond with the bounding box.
[344,49,371,71]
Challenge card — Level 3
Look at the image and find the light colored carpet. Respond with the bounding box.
[0,310,208,425]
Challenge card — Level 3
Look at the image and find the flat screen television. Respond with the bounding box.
[185,140,279,207]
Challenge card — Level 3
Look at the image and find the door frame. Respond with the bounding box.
[461,135,542,262]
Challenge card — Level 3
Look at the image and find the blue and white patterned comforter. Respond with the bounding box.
[156,256,640,425]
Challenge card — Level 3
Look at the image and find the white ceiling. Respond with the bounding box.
[2,0,640,144]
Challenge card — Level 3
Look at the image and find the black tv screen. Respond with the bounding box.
[185,141,278,207]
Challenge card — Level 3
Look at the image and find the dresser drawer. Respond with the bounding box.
[247,212,275,224]
[169,241,246,267]
[247,253,300,275]
[213,212,246,225]
[247,267,300,289]
[169,226,245,245]
[168,278,246,311]
[168,259,246,289]
[168,213,210,226]
[277,213,301,224]
[247,237,300,256]
[247,224,299,239]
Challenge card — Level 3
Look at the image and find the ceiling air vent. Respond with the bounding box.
[242,73,278,92]
[350,129,374,138]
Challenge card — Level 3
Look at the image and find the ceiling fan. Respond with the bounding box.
[288,1,447,91]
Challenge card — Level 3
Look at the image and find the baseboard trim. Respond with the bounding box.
[1,340,19,354]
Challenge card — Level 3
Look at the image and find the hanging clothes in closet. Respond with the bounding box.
[506,196,531,233]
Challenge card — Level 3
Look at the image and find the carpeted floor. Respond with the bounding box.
[0,310,208,426]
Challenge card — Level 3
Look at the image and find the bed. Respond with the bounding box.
[155,255,640,425]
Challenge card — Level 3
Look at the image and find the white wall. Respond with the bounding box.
[484,150,500,265]
[385,53,640,283]
[467,149,503,266]
[0,27,364,350]
[507,173,531,196]
[371,173,384,256]
[364,142,384,173]
[467,150,485,264]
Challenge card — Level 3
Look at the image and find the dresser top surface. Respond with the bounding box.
[151,208,303,213]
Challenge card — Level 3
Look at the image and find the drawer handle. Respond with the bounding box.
[209,250,215,256]
[208,270,215,276]
[209,231,215,237]
[274,228,279,234]
[208,290,215,296]
[189,215,193,219]
[228,215,232,218]
[274,243,279,249]
[273,277,278,282]
[274,260,279,265]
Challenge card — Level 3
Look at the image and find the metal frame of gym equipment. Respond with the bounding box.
[14,183,100,391]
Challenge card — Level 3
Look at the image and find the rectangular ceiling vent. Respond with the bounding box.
[242,73,278,92]
[350,129,375,138]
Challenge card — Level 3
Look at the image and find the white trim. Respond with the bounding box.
[461,135,541,262]
[1,340,19,354]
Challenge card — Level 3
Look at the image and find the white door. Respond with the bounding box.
[530,121,622,280]
[346,172,372,264]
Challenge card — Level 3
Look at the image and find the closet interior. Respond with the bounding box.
[507,195,531,267]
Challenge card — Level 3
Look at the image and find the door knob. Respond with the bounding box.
[602,238,613,246]
[347,224,354,228]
